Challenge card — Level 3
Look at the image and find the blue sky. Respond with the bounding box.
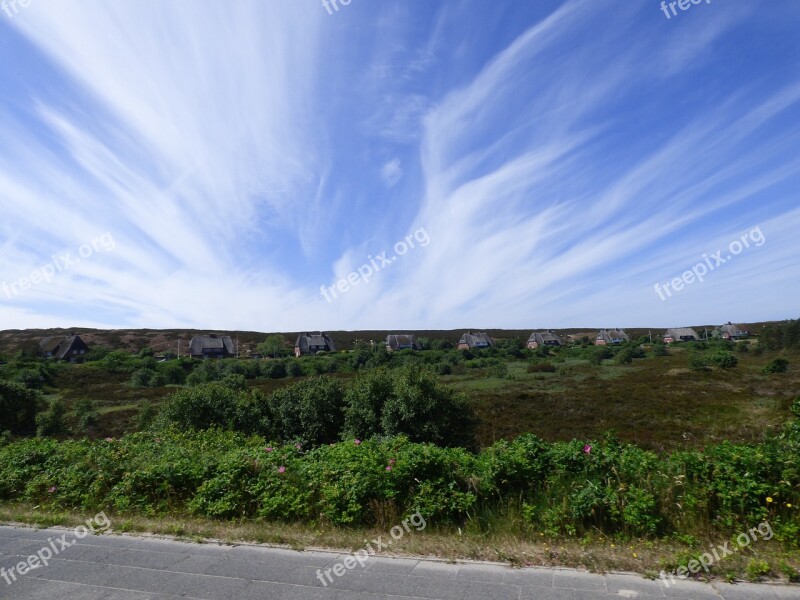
[0,0,799,331]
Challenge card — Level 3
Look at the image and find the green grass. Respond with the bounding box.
[462,347,798,450]
[21,342,798,451]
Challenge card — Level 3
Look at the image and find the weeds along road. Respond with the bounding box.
[1,526,798,599]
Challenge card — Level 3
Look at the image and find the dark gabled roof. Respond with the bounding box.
[189,335,235,356]
[385,334,419,350]
[527,331,562,346]
[664,327,700,340]
[295,332,336,353]
[39,335,88,359]
[458,332,493,348]
[38,336,63,354]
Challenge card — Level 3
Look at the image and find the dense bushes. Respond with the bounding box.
[155,383,272,436]
[0,380,39,435]
[0,424,797,540]
[343,369,477,448]
[270,377,345,446]
[155,369,477,449]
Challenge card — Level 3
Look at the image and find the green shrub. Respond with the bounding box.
[14,368,46,390]
[615,347,636,364]
[257,335,290,359]
[36,398,68,437]
[477,434,550,496]
[342,369,394,439]
[0,380,39,435]
[269,377,345,447]
[73,398,99,431]
[688,353,709,371]
[763,358,789,374]
[0,428,797,539]
[260,360,287,379]
[100,350,138,374]
[286,360,303,377]
[156,383,268,434]
[159,361,187,385]
[434,362,452,375]
[589,346,613,365]
[136,404,159,430]
[709,351,738,369]
[131,368,166,388]
[343,368,477,449]
[186,361,221,386]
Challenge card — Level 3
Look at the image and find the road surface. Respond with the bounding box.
[1,525,798,599]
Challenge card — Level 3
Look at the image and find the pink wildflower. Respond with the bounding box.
[278,466,286,474]
[583,444,592,454]
[354,439,361,446]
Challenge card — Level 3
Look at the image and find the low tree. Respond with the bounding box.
[343,368,477,448]
[258,335,289,359]
[0,380,39,435]
[73,398,99,431]
[157,383,240,431]
[36,398,68,437]
[382,368,477,448]
[269,376,345,446]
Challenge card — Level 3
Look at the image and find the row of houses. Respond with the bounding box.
[34,322,751,362]
[468,321,749,350]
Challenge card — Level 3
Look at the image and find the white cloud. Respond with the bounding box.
[380,159,403,188]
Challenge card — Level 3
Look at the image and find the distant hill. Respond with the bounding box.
[0,322,773,357]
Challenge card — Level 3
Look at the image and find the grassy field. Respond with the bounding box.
[451,345,799,450]
[28,341,797,450]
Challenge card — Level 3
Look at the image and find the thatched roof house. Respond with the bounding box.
[457,332,494,350]
[189,334,236,359]
[295,332,336,357]
[663,327,701,343]
[595,329,629,345]
[526,331,562,349]
[385,334,420,352]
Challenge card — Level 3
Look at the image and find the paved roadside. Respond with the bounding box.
[1,526,798,599]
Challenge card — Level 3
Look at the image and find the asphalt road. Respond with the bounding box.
[1,526,798,600]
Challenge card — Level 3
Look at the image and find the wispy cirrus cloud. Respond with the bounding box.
[0,0,798,331]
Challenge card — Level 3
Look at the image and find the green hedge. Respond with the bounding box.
[0,413,798,540]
